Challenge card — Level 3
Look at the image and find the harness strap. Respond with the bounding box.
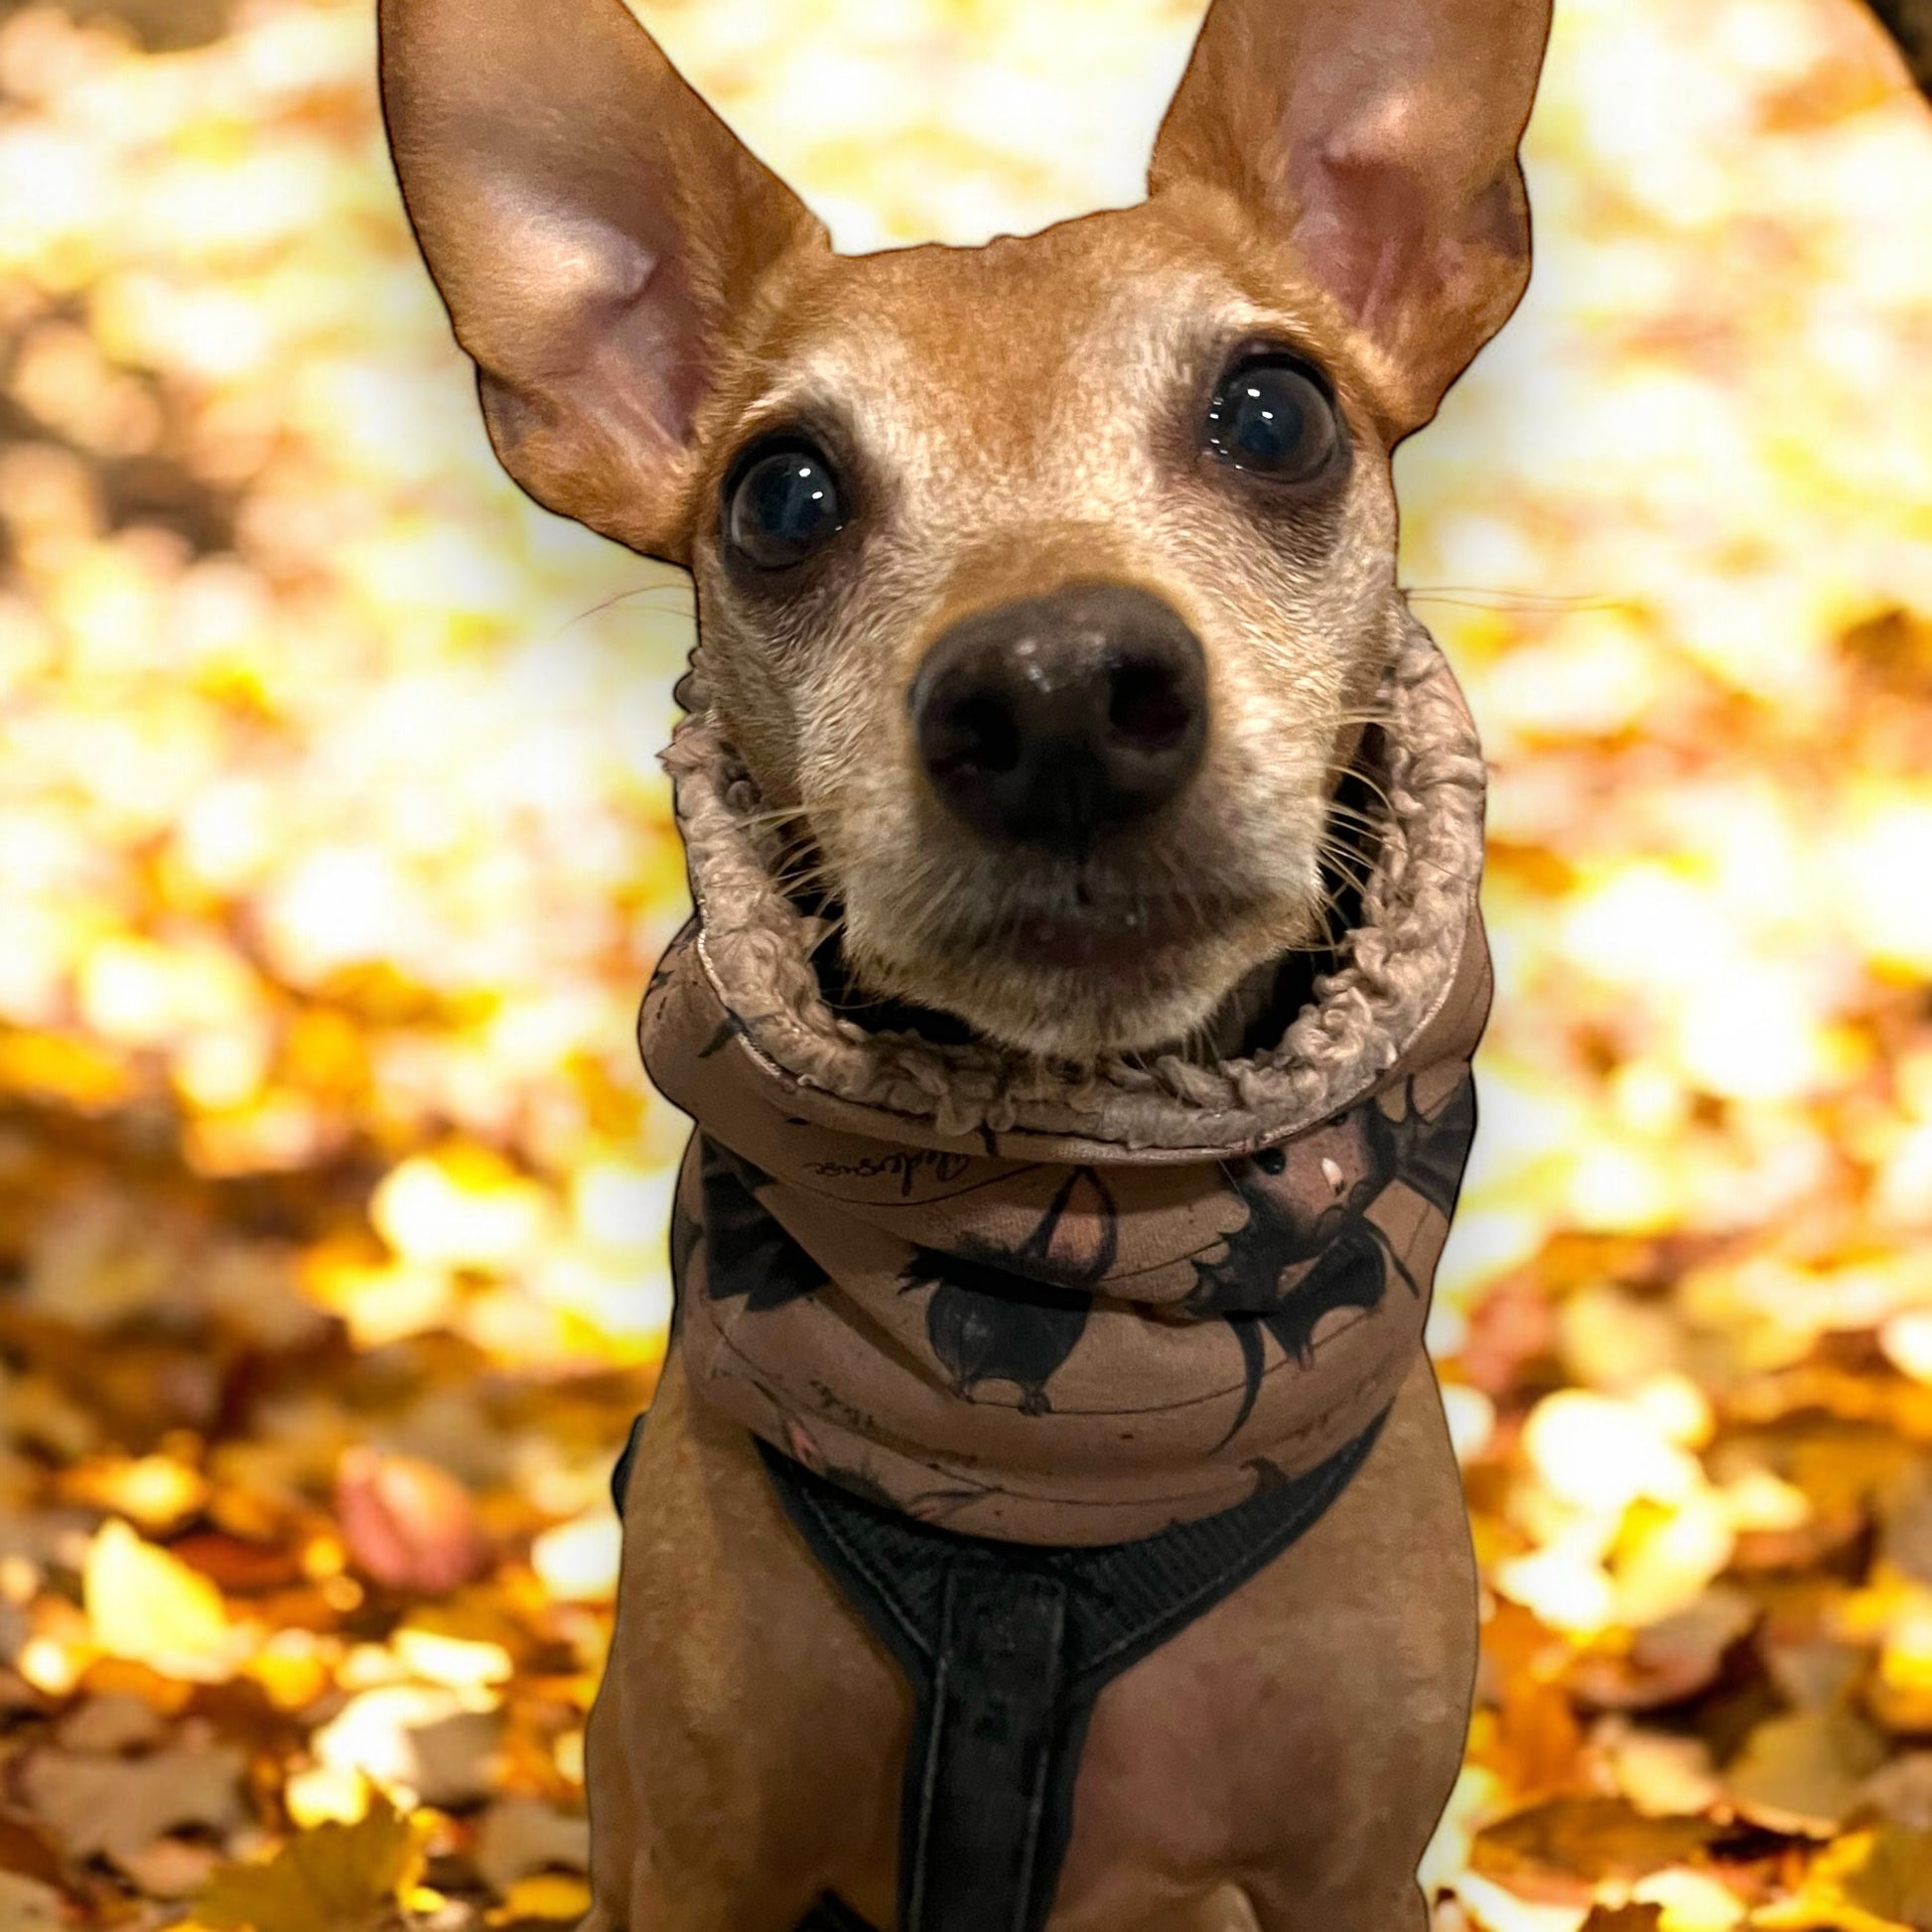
[910,1563,1065,1930]
[757,1411,1388,1932]
[610,1406,1387,1932]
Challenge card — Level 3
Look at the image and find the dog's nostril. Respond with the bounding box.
[1108,656,1192,754]
[911,582,1208,854]
[932,692,1024,777]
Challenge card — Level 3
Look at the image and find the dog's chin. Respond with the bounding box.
[845,901,1309,1063]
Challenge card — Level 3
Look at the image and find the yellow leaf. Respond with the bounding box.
[1753,1830,1932,1932]
[196,1790,425,1932]
[1847,1826,1932,1932]
[83,1518,246,1683]
[489,1872,593,1925]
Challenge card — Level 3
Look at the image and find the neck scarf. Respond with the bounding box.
[638,608,1491,1546]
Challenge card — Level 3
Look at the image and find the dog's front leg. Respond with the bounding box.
[1045,1353,1476,1932]
[582,1354,909,1932]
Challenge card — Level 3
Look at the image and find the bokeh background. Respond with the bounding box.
[2,0,1931,1926]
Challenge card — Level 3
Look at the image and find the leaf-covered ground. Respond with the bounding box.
[2,1,1931,1928]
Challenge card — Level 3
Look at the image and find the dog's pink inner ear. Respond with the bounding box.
[1149,0,1552,439]
[460,184,708,489]
[379,0,825,564]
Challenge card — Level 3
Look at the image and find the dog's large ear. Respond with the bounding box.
[1149,0,1552,438]
[379,0,827,562]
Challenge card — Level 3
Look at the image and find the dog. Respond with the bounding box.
[378,0,1551,1925]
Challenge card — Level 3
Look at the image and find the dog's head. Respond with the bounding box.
[379,0,1549,1061]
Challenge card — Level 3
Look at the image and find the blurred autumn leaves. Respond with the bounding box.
[1,0,1931,1928]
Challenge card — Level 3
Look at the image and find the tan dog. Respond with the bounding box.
[378,0,1551,1925]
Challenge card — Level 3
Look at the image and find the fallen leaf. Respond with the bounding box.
[407,1708,504,1809]
[0,1598,26,1668]
[1470,1796,1720,1902]
[310,1683,480,1797]
[1845,1825,1932,1932]
[1880,1473,1932,1587]
[1457,1281,1560,1398]
[1727,1707,1889,1832]
[1860,1754,1932,1831]
[1488,1673,1587,1799]
[169,1532,309,1595]
[1765,1638,1865,1712]
[1599,1723,1724,1817]
[0,1813,67,1891]
[56,1692,165,1753]
[196,1790,425,1932]
[471,1800,589,1895]
[488,1870,591,1925]
[73,1653,197,1715]
[121,1835,222,1900]
[335,1449,485,1595]
[1569,1590,1757,1712]
[1757,1827,1932,1932]
[83,1519,252,1683]
[21,1739,247,1868]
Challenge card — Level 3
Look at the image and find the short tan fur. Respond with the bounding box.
[378,0,1552,1922]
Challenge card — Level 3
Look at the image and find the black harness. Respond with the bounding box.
[611,1400,1386,1932]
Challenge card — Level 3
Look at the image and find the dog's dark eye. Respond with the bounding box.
[1203,355,1339,483]
[724,441,846,570]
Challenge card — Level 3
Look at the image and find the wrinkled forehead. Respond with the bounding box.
[729,205,1346,489]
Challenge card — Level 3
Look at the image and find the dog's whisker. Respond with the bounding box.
[561,581,696,629]
[1321,800,1390,835]
[1402,582,1635,614]
[735,795,864,831]
[1326,759,1397,806]
[1314,845,1375,893]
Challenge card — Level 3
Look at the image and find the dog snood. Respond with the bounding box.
[628,606,1492,1930]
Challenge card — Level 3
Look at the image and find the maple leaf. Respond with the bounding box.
[194,1791,426,1932]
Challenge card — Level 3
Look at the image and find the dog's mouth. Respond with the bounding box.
[800,790,1375,1061]
[772,727,1395,1062]
[1007,896,1227,973]
[934,867,1282,984]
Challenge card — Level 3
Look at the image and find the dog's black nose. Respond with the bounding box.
[910,582,1208,853]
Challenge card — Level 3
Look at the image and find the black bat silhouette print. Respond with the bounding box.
[1188,1071,1477,1444]
[902,1167,1118,1415]
[692,1135,828,1311]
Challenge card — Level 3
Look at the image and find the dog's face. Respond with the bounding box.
[379,0,1551,1060]
[688,201,1401,1057]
